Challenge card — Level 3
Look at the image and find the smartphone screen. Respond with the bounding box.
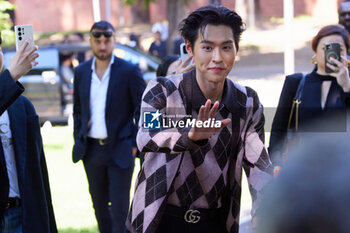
[324,42,340,73]
[15,25,34,51]
[180,42,189,62]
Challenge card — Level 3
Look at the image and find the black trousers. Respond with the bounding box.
[83,139,134,233]
[155,205,227,233]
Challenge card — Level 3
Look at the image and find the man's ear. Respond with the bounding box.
[185,40,193,56]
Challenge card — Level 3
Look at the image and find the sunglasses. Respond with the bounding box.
[91,31,113,38]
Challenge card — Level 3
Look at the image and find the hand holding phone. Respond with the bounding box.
[8,25,38,81]
[324,42,341,73]
[15,25,34,51]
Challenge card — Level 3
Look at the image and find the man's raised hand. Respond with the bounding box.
[8,39,39,82]
[188,99,231,141]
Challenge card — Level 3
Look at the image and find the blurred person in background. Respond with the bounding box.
[59,52,74,114]
[156,55,195,77]
[129,33,141,50]
[269,25,350,173]
[71,32,86,64]
[72,21,145,233]
[0,37,57,232]
[156,55,180,77]
[148,31,167,59]
[258,134,350,233]
[339,0,350,33]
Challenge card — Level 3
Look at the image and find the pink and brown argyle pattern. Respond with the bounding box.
[126,70,272,233]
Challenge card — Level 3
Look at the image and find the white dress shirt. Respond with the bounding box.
[88,56,115,139]
[0,110,20,198]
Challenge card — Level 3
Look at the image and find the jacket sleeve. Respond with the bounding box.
[23,97,58,233]
[268,74,301,166]
[242,88,273,218]
[136,78,205,154]
[73,68,81,143]
[0,69,24,115]
[128,65,146,148]
[40,149,58,233]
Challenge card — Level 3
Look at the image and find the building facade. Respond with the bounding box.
[9,0,343,32]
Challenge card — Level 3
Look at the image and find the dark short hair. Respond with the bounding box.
[179,5,245,51]
[156,55,179,77]
[311,24,349,52]
[90,20,115,32]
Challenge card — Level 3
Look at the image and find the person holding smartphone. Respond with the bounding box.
[0,36,58,232]
[269,24,350,171]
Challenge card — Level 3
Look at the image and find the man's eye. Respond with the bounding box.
[203,46,212,51]
[223,46,232,50]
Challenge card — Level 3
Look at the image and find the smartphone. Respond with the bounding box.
[324,42,340,73]
[180,42,189,62]
[15,24,34,51]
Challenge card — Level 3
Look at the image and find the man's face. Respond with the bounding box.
[89,29,115,61]
[186,24,236,84]
[155,32,162,41]
[339,2,350,32]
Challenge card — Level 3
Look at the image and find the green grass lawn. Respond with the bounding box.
[42,125,250,233]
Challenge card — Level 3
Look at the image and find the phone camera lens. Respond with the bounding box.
[18,32,21,36]
[18,28,21,31]
[19,36,22,41]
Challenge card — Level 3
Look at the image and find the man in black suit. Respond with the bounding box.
[0,38,57,232]
[72,21,146,233]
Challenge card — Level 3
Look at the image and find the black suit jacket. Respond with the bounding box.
[0,70,57,233]
[72,56,146,168]
[269,72,350,165]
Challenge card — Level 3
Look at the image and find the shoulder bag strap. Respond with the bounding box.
[287,73,306,131]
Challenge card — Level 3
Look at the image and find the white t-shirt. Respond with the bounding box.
[0,110,20,198]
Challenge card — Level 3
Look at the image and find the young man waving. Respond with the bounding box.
[127,5,272,233]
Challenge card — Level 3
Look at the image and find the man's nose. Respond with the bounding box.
[100,42,106,49]
[212,48,223,63]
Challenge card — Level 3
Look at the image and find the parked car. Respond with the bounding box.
[3,43,160,124]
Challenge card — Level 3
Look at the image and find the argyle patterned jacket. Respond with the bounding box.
[126,70,272,233]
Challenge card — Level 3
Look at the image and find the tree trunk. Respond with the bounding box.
[119,0,125,26]
[131,0,150,24]
[167,0,188,55]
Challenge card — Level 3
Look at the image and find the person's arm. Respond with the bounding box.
[24,97,57,233]
[137,78,202,153]
[0,70,24,115]
[242,88,273,221]
[0,41,39,115]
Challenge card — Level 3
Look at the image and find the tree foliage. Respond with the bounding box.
[124,0,155,8]
[0,0,15,46]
